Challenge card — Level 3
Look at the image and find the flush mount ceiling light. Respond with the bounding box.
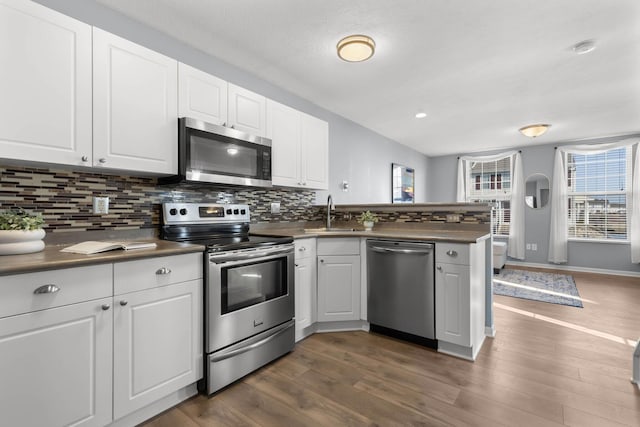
[226,147,238,155]
[337,35,375,62]
[572,39,596,55]
[415,112,427,119]
[519,124,551,138]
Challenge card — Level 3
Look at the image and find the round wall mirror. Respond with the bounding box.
[525,173,550,209]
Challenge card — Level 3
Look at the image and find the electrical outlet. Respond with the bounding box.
[526,243,531,250]
[270,202,280,214]
[93,196,109,214]
[531,243,537,251]
[446,214,461,223]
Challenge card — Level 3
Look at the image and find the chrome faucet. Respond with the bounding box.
[326,194,334,229]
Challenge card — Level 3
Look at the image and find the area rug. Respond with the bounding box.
[493,269,583,308]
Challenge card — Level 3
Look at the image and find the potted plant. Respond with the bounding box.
[0,209,46,255]
[357,210,379,231]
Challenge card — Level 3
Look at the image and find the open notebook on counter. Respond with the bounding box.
[61,241,157,254]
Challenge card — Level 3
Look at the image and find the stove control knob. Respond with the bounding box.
[180,208,187,215]
[169,208,177,216]
[240,209,246,215]
[226,209,232,215]
[233,209,239,215]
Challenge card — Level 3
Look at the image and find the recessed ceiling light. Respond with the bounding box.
[519,124,551,138]
[572,39,596,55]
[415,112,427,119]
[337,35,375,62]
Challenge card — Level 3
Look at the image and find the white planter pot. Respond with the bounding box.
[363,221,374,231]
[0,229,46,255]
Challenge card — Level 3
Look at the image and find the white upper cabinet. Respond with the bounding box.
[0,0,92,166]
[300,112,329,189]
[178,62,228,125]
[228,83,266,136]
[267,100,329,190]
[93,27,178,174]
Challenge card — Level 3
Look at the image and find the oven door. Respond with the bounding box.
[206,244,294,353]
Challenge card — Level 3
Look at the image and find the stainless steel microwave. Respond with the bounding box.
[162,117,272,187]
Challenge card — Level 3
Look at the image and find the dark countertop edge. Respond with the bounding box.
[251,228,491,244]
[0,240,205,276]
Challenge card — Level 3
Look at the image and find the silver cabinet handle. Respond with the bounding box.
[33,284,60,294]
[98,158,107,164]
[101,304,110,311]
[446,250,458,257]
[119,300,128,306]
[436,265,443,271]
[81,155,89,162]
[298,246,306,251]
[155,267,172,275]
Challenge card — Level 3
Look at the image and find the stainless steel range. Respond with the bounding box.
[161,203,295,395]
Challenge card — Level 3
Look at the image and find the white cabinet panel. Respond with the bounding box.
[93,27,177,174]
[178,62,228,125]
[228,83,266,136]
[300,113,329,190]
[435,263,471,346]
[113,279,202,419]
[0,297,113,427]
[0,0,92,166]
[295,257,313,334]
[317,255,361,321]
[267,99,301,187]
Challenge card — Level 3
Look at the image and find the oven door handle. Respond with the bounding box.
[209,247,293,264]
[210,320,295,363]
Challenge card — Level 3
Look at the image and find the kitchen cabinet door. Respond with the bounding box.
[113,279,202,420]
[267,99,301,187]
[0,298,113,427]
[435,262,471,346]
[93,27,178,174]
[0,0,92,166]
[178,62,228,125]
[228,83,266,137]
[317,255,361,322]
[300,112,329,190]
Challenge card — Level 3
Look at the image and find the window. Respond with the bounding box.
[466,157,512,236]
[566,146,632,241]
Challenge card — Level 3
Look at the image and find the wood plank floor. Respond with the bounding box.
[142,267,640,426]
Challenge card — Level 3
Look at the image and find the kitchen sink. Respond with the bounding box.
[304,227,357,233]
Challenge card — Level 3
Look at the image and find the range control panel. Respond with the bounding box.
[162,203,250,224]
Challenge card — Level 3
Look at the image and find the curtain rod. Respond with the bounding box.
[457,150,522,160]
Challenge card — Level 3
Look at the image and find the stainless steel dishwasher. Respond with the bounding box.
[367,239,436,348]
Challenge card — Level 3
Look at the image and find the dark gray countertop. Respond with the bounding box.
[0,239,205,276]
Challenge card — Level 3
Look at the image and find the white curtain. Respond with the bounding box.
[632,145,640,263]
[548,139,639,263]
[508,152,525,259]
[456,150,524,258]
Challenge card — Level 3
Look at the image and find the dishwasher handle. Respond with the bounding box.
[369,245,433,255]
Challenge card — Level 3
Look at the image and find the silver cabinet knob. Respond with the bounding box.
[156,267,172,275]
[33,284,59,294]
[222,122,226,127]
[119,300,128,306]
[295,263,299,267]
[98,158,107,164]
[81,156,89,162]
[230,124,235,129]
[436,265,443,271]
[320,259,324,263]
[101,304,110,311]
[299,247,306,251]
[446,250,458,257]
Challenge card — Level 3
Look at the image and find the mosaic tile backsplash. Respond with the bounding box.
[0,166,317,233]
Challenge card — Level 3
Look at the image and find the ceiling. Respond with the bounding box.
[97,0,640,157]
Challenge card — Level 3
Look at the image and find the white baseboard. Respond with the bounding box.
[485,325,496,337]
[505,260,640,278]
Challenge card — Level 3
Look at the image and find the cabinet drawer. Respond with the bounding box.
[0,264,112,319]
[436,243,469,265]
[114,253,203,295]
[294,238,316,260]
[317,238,360,256]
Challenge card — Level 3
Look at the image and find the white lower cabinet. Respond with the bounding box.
[0,252,203,427]
[294,238,316,341]
[113,279,202,419]
[317,238,361,322]
[435,242,486,360]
